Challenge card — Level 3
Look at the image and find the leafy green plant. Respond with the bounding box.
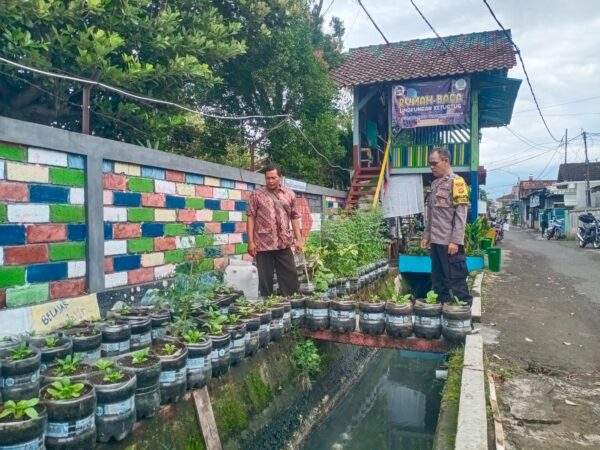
[0,398,40,420]
[131,348,150,365]
[225,314,241,325]
[46,378,85,400]
[162,343,177,355]
[62,319,76,330]
[237,305,255,317]
[465,217,489,256]
[234,296,251,307]
[293,339,321,378]
[425,290,439,304]
[452,296,468,306]
[103,369,125,383]
[9,343,32,361]
[44,337,59,348]
[183,329,206,343]
[54,355,82,376]
[368,294,382,303]
[117,304,131,314]
[264,294,282,307]
[205,320,225,335]
[95,359,114,372]
[390,293,412,304]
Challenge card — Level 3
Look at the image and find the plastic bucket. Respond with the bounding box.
[487,247,501,272]
[481,238,492,250]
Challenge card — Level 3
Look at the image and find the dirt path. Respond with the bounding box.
[481,228,600,449]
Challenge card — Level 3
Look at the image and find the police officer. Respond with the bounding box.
[420,148,472,305]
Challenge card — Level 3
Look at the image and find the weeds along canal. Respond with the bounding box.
[302,348,444,450]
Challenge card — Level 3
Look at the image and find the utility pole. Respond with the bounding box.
[583,130,591,208]
[564,128,567,164]
[82,84,92,135]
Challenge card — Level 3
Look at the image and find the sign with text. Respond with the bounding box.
[283,177,307,192]
[392,77,470,129]
[30,294,100,333]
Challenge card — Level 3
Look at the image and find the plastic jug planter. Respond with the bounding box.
[181,336,213,390]
[385,298,414,339]
[414,295,443,340]
[62,327,102,364]
[154,342,188,404]
[0,344,41,402]
[329,299,356,333]
[29,336,73,373]
[255,310,272,348]
[115,350,161,421]
[305,298,330,331]
[100,320,131,358]
[115,312,152,352]
[41,355,95,386]
[223,321,246,366]
[442,303,472,343]
[267,305,285,342]
[150,309,172,344]
[0,399,47,450]
[289,295,307,327]
[240,315,260,358]
[358,299,386,336]
[41,379,97,449]
[208,333,231,378]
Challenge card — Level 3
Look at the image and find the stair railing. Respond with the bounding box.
[372,136,392,207]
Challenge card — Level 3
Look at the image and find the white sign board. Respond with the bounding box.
[283,177,307,192]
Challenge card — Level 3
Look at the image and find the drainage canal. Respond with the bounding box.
[302,348,444,450]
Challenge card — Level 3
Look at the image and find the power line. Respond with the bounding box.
[356,0,389,44]
[513,95,600,115]
[481,0,561,143]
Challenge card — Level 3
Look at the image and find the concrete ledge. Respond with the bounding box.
[455,334,487,450]
[470,272,483,322]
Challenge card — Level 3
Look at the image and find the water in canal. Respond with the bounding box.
[303,349,444,450]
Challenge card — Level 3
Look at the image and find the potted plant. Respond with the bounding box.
[60,323,102,364]
[288,293,306,328]
[41,377,96,448]
[385,291,414,339]
[115,348,161,420]
[202,311,231,378]
[329,296,356,334]
[90,360,136,442]
[0,398,47,449]
[253,302,272,348]
[213,283,241,314]
[100,319,131,358]
[0,335,20,350]
[236,305,260,358]
[442,297,472,343]
[414,290,443,339]
[41,355,94,386]
[181,328,212,389]
[150,307,172,344]
[0,343,41,402]
[264,295,285,341]
[112,307,152,352]
[30,335,73,373]
[358,294,386,335]
[152,342,188,404]
[222,314,246,366]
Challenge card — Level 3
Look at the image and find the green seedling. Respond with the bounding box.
[9,343,33,361]
[44,337,60,348]
[162,343,177,355]
[103,368,125,383]
[226,314,241,325]
[54,355,82,376]
[425,290,439,304]
[131,348,150,364]
[452,296,468,306]
[0,398,40,420]
[391,293,412,304]
[46,378,85,400]
[95,359,114,372]
[183,329,206,343]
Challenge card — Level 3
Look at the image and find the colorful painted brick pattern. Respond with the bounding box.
[102,161,256,288]
[0,144,87,307]
[325,195,344,216]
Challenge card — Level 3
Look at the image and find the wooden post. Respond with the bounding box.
[192,387,222,450]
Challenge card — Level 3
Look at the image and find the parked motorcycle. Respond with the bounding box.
[494,219,505,244]
[577,213,600,248]
[546,218,564,240]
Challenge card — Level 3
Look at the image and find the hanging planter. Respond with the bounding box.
[180,330,213,390]
[305,298,330,331]
[153,342,188,404]
[90,360,137,443]
[0,343,41,403]
[358,297,386,335]
[329,299,356,333]
[223,319,246,367]
[29,336,73,373]
[62,327,102,364]
[115,349,161,421]
[385,296,414,339]
[442,303,472,343]
[41,378,96,448]
[0,398,47,450]
[41,355,94,386]
[100,320,131,358]
[414,291,443,340]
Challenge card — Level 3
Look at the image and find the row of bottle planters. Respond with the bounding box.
[318,260,390,296]
[291,297,472,342]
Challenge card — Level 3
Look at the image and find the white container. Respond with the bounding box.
[224,260,259,300]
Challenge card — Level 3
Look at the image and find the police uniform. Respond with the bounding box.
[424,173,472,304]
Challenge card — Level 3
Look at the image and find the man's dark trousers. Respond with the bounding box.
[256,248,299,297]
[430,243,472,304]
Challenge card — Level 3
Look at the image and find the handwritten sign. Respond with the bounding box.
[30,294,100,333]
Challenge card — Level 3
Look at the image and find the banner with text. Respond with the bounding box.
[392,77,470,129]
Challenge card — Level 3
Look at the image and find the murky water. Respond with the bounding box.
[303,349,444,450]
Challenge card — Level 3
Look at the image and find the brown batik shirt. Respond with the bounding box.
[247,186,300,252]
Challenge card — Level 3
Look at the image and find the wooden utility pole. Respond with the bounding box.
[583,131,591,208]
[564,128,567,164]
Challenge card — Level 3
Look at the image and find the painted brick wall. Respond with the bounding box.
[0,143,87,308]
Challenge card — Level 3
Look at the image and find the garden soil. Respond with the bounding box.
[481,228,600,449]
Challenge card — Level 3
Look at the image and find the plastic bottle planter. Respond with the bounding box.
[150,310,171,344]
[413,301,443,340]
[240,316,260,358]
[215,292,241,315]
[289,297,306,328]
[385,303,414,338]
[92,371,137,442]
[0,346,41,402]
[223,323,246,366]
[115,353,161,421]
[336,278,348,297]
[184,340,213,390]
[41,361,95,386]
[0,335,20,349]
[442,304,472,343]
[329,300,356,333]
[209,333,231,378]
[63,327,102,364]
[268,305,285,342]
[155,343,188,404]
[120,315,152,352]
[358,302,386,335]
[0,402,47,450]
[100,321,131,358]
[255,311,272,348]
[305,298,330,331]
[348,277,359,294]
[41,381,97,449]
[279,301,292,333]
[29,336,73,373]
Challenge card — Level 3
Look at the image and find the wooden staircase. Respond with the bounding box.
[344,165,382,212]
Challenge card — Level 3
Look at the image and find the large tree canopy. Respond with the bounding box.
[0,0,351,186]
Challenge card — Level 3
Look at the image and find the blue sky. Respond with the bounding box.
[324,0,600,199]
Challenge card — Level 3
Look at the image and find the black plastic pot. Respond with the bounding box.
[150,309,171,344]
[329,300,356,333]
[41,381,96,449]
[119,314,152,351]
[279,301,292,333]
[0,403,46,449]
[63,327,102,364]
[413,300,443,339]
[115,354,161,420]
[305,298,330,331]
[0,345,41,402]
[268,305,285,341]
[289,297,306,328]
[29,336,73,373]
[209,333,231,377]
[100,321,131,357]
[91,371,137,442]
[41,362,94,386]
[358,301,386,335]
[214,294,236,314]
[184,339,212,389]
[348,277,359,294]
[385,302,414,338]
[223,323,246,366]
[155,343,188,404]
[255,311,272,348]
[240,316,260,357]
[442,304,472,343]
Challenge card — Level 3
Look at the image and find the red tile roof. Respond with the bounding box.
[331,30,517,87]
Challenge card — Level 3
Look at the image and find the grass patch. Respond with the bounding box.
[212,385,249,436]
[244,371,272,413]
[433,347,464,450]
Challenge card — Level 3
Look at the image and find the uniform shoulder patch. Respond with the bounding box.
[452,176,470,206]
